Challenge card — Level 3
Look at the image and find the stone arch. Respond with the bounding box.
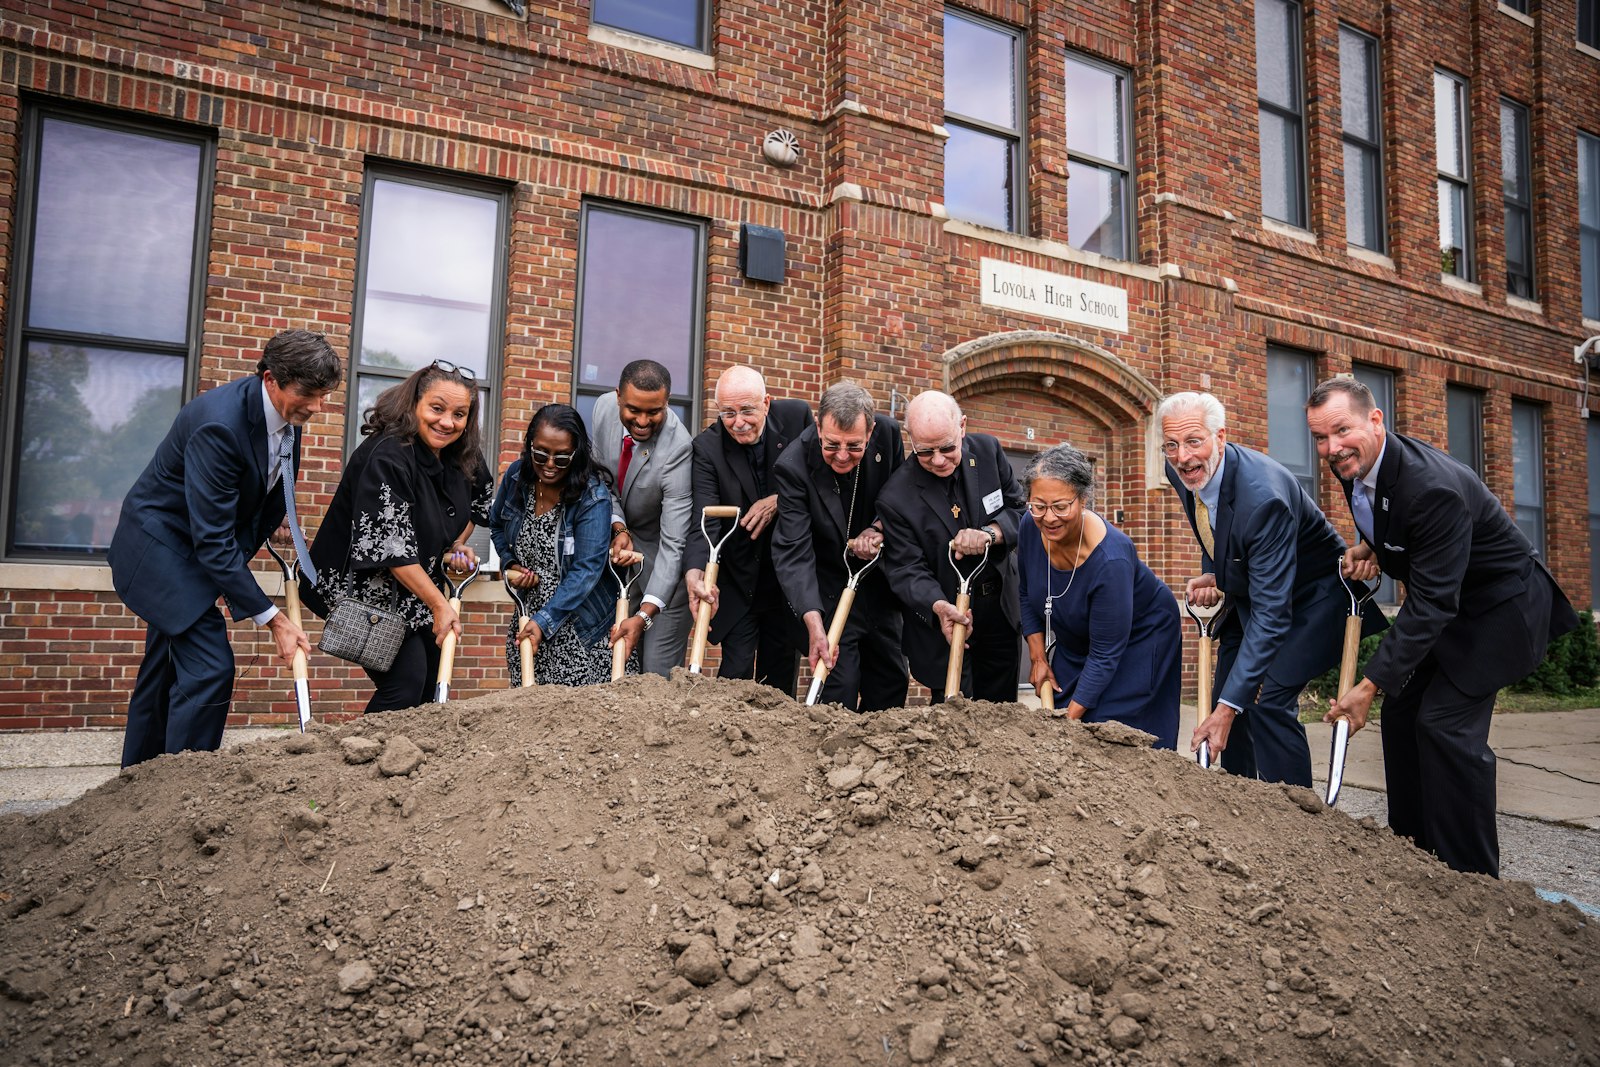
[941,330,1164,488]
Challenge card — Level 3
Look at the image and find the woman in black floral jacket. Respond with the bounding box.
[305,361,492,712]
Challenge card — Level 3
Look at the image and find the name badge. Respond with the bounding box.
[564,535,576,554]
[982,489,1003,515]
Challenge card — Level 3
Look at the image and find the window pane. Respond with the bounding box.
[1339,28,1375,142]
[12,342,184,552]
[1583,134,1600,228]
[1065,57,1125,163]
[1512,402,1544,555]
[577,206,700,395]
[1435,72,1465,178]
[1255,0,1299,110]
[592,0,704,50]
[1446,386,1484,476]
[1500,102,1528,201]
[29,118,202,343]
[1581,0,1598,50]
[1344,141,1381,250]
[1266,348,1316,497]
[1584,229,1600,321]
[1589,419,1600,607]
[1505,204,1533,297]
[944,12,1016,128]
[359,179,499,378]
[1067,162,1128,258]
[1260,109,1303,226]
[1439,179,1468,275]
[944,124,1014,231]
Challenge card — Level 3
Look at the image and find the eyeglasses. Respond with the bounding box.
[1026,499,1080,518]
[910,442,960,459]
[820,439,866,455]
[718,406,762,423]
[530,448,575,469]
[1160,436,1210,457]
[430,359,477,383]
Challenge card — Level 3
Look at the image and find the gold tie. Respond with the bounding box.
[1194,497,1216,559]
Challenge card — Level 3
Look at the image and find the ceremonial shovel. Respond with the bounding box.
[265,542,313,732]
[804,542,882,705]
[1184,592,1229,769]
[944,540,991,697]
[688,505,742,674]
[1326,562,1376,806]
[504,577,536,689]
[608,555,643,682]
[434,562,480,704]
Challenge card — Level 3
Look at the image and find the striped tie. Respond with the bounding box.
[1194,497,1216,560]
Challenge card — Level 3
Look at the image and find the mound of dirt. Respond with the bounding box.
[2,674,1596,1066]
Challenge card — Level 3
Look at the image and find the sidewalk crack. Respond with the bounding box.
[1497,753,1600,787]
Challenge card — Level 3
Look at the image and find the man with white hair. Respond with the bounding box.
[1159,390,1384,785]
[877,390,1025,702]
[684,365,813,692]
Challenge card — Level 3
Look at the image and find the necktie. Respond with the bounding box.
[277,431,318,585]
[1193,496,1217,560]
[1351,480,1376,544]
[617,434,635,494]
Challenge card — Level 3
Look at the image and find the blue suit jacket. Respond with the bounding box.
[1167,443,1381,707]
[109,374,292,634]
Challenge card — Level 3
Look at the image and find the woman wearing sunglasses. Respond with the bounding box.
[305,360,492,712]
[1018,444,1181,748]
[488,403,633,685]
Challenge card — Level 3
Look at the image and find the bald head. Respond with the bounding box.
[906,391,966,478]
[714,365,771,445]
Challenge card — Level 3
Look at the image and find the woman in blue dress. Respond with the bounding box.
[1019,444,1182,748]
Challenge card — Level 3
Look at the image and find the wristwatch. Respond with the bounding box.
[634,608,654,631]
[984,526,999,546]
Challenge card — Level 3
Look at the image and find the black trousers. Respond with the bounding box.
[717,598,802,697]
[364,629,442,714]
[1212,640,1314,788]
[1380,655,1499,877]
[819,609,909,712]
[926,589,1019,704]
[121,608,235,768]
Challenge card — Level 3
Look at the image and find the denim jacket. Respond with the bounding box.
[488,463,615,645]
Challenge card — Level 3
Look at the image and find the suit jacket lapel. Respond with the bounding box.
[961,446,992,523]
[1212,446,1237,563]
[721,426,759,505]
[918,466,959,538]
[809,449,849,540]
[244,379,272,490]
[1373,435,1403,548]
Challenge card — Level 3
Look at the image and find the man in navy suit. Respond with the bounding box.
[684,365,813,692]
[1160,391,1384,786]
[1308,377,1577,877]
[110,330,343,768]
[877,390,1026,702]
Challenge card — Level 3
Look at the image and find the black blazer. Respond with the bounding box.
[876,433,1025,674]
[771,413,904,624]
[1346,430,1578,694]
[109,374,291,634]
[684,398,814,641]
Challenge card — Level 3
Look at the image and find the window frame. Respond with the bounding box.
[0,102,215,562]
[1446,384,1485,479]
[1265,345,1319,501]
[1064,50,1135,260]
[1500,97,1536,300]
[942,6,1028,234]
[1581,0,1599,51]
[1511,400,1546,558]
[345,165,511,461]
[1435,68,1475,280]
[591,0,711,53]
[1339,24,1386,254]
[1589,416,1600,609]
[1257,0,1309,229]
[572,199,707,430]
[1581,131,1600,322]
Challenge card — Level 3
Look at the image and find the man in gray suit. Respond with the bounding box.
[591,359,694,676]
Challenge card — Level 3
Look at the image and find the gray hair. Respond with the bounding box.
[257,329,343,391]
[1022,444,1096,509]
[1155,391,1226,435]
[818,381,875,432]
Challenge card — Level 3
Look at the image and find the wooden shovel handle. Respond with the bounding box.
[283,574,309,684]
[702,505,741,519]
[1336,614,1362,699]
[688,559,720,672]
[1039,676,1054,712]
[437,594,463,689]
[1195,630,1214,726]
[611,596,630,681]
[519,614,535,688]
[944,591,971,696]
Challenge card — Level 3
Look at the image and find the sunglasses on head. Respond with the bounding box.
[430,359,477,383]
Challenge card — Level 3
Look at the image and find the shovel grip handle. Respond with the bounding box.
[702,505,741,519]
[611,596,630,681]
[1038,681,1054,713]
[1337,614,1362,699]
[689,560,720,672]
[944,591,971,696]
[436,595,462,690]
[519,614,535,688]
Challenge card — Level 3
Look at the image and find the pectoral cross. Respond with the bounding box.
[951,504,961,520]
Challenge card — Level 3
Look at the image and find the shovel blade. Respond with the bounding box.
[294,680,312,733]
[1326,718,1350,806]
[805,673,825,706]
[1195,739,1211,770]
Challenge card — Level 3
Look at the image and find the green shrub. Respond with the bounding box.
[1304,633,1385,701]
[1512,611,1600,696]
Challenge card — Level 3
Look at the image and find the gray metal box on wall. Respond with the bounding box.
[739,224,785,283]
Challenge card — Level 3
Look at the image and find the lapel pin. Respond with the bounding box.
[1382,498,1389,511]
[874,452,881,462]
[968,458,976,467]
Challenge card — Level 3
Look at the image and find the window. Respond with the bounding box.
[1447,385,1485,477]
[1582,0,1599,50]
[1257,0,1307,227]
[2,108,211,558]
[1582,132,1600,321]
[1266,346,1317,500]
[1435,69,1474,279]
[349,170,507,455]
[1501,99,1535,299]
[1353,364,1398,603]
[592,0,708,52]
[944,9,1025,232]
[1512,400,1545,556]
[574,202,705,429]
[1502,0,1528,13]
[1589,419,1600,607]
[1065,53,1134,259]
[1340,26,1385,252]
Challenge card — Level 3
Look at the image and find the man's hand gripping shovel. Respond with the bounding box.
[689,505,742,674]
[1184,592,1229,769]
[265,541,313,732]
[608,552,644,682]
[1327,562,1376,806]
[944,540,990,698]
[805,542,883,705]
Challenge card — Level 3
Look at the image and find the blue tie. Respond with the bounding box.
[277,431,318,585]
[1351,480,1375,545]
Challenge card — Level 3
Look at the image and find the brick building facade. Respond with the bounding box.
[1,0,1597,729]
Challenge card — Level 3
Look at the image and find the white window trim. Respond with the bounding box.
[588,23,715,70]
[1497,4,1534,27]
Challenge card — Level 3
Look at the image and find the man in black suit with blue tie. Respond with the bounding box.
[110,330,342,768]
[1308,377,1577,877]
